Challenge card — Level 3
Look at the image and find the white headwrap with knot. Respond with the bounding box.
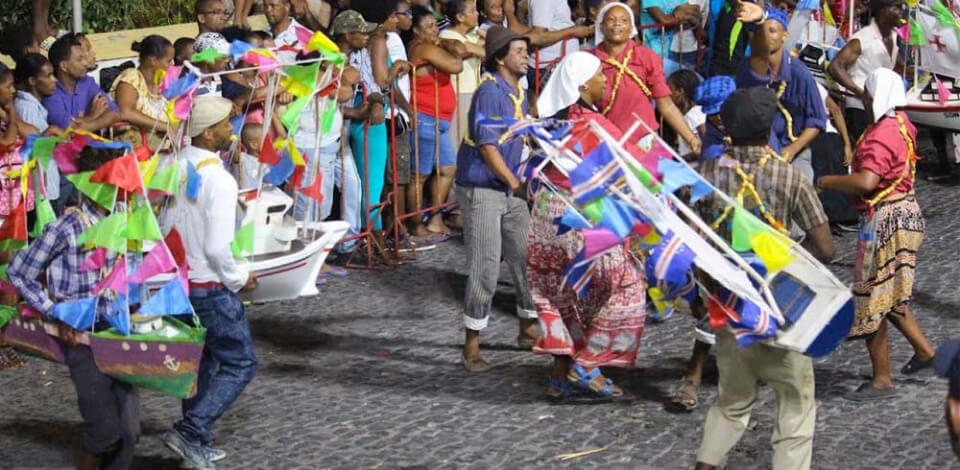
[595,2,640,46]
[536,51,603,118]
[864,68,907,123]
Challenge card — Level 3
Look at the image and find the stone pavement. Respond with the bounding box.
[3,161,960,470]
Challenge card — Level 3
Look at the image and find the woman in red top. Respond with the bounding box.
[406,6,465,239]
[590,2,700,153]
[530,51,647,399]
[818,68,935,401]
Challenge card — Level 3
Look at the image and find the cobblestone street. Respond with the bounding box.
[3,145,960,469]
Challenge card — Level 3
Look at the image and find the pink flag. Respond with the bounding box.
[161,65,183,93]
[80,247,107,272]
[173,90,196,120]
[54,134,89,175]
[95,257,127,294]
[936,76,951,106]
[896,24,909,41]
[582,227,623,260]
[129,242,177,283]
[294,24,312,49]
[242,50,280,73]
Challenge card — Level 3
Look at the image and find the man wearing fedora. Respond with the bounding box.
[454,25,538,372]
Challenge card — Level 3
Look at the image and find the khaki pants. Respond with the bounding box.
[697,329,816,470]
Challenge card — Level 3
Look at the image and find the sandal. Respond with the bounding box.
[567,364,623,398]
[901,354,933,375]
[671,379,700,411]
[546,377,575,399]
[844,382,898,402]
[462,354,491,373]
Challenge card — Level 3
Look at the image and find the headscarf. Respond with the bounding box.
[187,95,233,137]
[537,51,603,118]
[595,2,640,46]
[765,7,790,30]
[864,68,906,123]
[695,76,737,115]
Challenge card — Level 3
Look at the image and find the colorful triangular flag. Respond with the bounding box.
[90,153,143,193]
[0,202,28,251]
[80,247,108,272]
[104,293,131,335]
[138,278,195,316]
[65,171,118,210]
[95,257,128,294]
[29,196,56,238]
[231,221,255,259]
[77,212,128,253]
[50,297,98,331]
[146,162,179,194]
[124,204,163,241]
[129,241,177,283]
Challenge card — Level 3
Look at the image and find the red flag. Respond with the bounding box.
[0,202,28,245]
[133,145,153,162]
[289,165,305,189]
[164,228,187,270]
[297,173,323,203]
[259,134,281,166]
[90,153,143,193]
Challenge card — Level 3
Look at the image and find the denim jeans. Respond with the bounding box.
[297,140,361,252]
[175,287,257,446]
[64,343,140,469]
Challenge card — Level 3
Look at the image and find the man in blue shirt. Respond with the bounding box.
[42,33,119,133]
[735,8,825,181]
[455,26,538,373]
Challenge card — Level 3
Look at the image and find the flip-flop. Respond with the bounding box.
[844,382,898,402]
[901,354,933,375]
[424,232,454,244]
[670,379,700,411]
[318,266,350,278]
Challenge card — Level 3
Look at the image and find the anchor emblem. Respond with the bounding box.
[164,355,181,372]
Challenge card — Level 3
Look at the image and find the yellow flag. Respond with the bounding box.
[905,0,919,7]
[139,155,160,187]
[287,140,306,166]
[822,0,836,26]
[749,230,794,273]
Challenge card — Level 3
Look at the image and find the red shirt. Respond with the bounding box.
[590,40,672,143]
[852,111,917,208]
[413,69,456,121]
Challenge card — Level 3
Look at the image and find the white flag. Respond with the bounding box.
[916,7,960,79]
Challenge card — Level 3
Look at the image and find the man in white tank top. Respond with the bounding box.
[826,0,904,141]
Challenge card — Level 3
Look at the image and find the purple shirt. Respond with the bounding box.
[42,76,119,130]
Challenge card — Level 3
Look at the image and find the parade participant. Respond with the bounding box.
[196,0,230,35]
[160,95,259,470]
[9,146,140,470]
[694,87,834,470]
[532,50,646,399]
[110,35,173,151]
[590,3,701,153]
[816,68,936,401]
[826,0,904,143]
[455,25,537,372]
[735,7,825,181]
[934,338,960,459]
[43,33,119,133]
[406,5,464,240]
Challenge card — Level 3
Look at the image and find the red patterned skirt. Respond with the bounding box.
[528,190,647,368]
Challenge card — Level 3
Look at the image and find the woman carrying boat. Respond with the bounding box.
[590,2,700,153]
[531,51,647,399]
[110,35,173,151]
[817,68,937,401]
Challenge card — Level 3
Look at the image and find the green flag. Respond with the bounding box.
[146,163,179,194]
[31,136,63,170]
[582,199,604,223]
[231,222,255,258]
[909,18,927,46]
[321,101,337,134]
[0,239,26,251]
[281,62,320,98]
[731,207,770,252]
[78,212,128,253]
[281,95,312,137]
[0,264,9,282]
[66,171,118,210]
[729,21,743,59]
[29,197,57,238]
[932,0,955,26]
[124,204,162,241]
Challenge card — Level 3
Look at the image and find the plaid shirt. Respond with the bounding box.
[696,145,828,242]
[8,200,105,315]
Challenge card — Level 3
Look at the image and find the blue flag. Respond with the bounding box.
[139,278,195,316]
[554,207,592,235]
[568,143,625,206]
[561,249,598,299]
[648,232,697,285]
[263,152,295,186]
[105,294,131,335]
[50,297,98,331]
[597,197,637,239]
[186,160,201,201]
[162,72,199,100]
[230,40,254,61]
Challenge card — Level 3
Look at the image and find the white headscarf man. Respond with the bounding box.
[595,2,640,46]
[537,51,604,118]
[863,68,907,123]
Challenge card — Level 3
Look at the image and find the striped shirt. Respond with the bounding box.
[695,145,828,242]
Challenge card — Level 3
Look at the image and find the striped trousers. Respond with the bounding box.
[456,186,537,331]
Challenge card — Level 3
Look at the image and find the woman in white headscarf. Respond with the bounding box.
[590,2,700,152]
[528,51,647,400]
[818,68,936,401]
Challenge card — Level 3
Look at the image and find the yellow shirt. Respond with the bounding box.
[438,29,482,95]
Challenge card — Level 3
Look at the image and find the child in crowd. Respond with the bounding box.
[694,75,738,161]
[8,146,141,470]
[238,123,264,190]
[667,69,704,161]
[173,37,195,66]
[479,0,507,31]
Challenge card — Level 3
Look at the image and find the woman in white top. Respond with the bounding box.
[439,0,486,146]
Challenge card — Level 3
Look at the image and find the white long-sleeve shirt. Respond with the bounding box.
[161,145,249,292]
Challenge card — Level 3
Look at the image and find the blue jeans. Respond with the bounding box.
[297,140,361,252]
[175,287,257,446]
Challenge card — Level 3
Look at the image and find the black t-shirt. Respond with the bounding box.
[708,0,749,78]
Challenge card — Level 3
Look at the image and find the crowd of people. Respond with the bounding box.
[1,0,959,469]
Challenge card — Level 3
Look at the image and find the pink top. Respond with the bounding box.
[853,111,916,208]
[590,40,672,142]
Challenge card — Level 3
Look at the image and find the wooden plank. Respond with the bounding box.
[1,15,269,67]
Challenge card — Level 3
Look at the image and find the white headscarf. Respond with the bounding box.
[537,51,603,118]
[595,2,640,46]
[864,68,907,123]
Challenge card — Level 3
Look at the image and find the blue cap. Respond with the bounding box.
[765,7,789,29]
[695,76,737,115]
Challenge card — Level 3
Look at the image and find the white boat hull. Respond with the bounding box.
[147,221,349,303]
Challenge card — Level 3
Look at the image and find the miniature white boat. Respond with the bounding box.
[148,186,348,303]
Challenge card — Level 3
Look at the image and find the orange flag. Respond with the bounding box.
[90,153,143,193]
[297,173,323,203]
[0,202,28,251]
